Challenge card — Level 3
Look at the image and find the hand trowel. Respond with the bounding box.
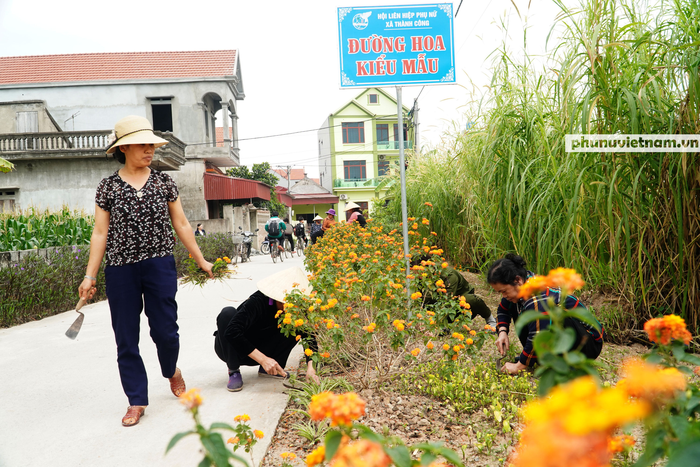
[65,298,87,340]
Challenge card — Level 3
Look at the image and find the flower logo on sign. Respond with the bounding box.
[352,11,371,30]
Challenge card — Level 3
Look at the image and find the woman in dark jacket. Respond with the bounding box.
[487,254,604,375]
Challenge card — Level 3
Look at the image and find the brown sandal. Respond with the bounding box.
[122,405,146,427]
[169,367,186,397]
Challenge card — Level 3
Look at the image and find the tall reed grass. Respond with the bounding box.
[385,0,700,329]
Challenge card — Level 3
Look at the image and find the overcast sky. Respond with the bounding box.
[0,0,562,177]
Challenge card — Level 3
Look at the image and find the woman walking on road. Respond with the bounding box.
[78,115,213,427]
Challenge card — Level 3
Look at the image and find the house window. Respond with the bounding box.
[342,122,365,144]
[0,188,18,212]
[393,123,408,141]
[16,111,38,133]
[346,201,369,220]
[344,160,367,180]
[368,94,378,104]
[378,160,389,176]
[376,124,389,142]
[150,98,173,132]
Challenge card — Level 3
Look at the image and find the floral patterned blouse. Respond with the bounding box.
[95,169,179,266]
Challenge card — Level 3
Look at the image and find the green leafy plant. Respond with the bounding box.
[167,388,253,467]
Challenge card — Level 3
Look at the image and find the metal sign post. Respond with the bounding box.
[396,86,411,307]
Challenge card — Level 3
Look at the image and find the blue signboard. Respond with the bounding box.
[338,4,455,87]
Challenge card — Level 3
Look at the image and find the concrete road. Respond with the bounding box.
[0,251,307,467]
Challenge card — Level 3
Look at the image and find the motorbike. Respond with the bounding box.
[237,226,259,262]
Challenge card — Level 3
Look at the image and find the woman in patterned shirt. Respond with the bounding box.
[78,116,213,427]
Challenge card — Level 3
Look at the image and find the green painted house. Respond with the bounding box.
[317,88,414,219]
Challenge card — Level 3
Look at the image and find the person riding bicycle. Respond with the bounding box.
[265,212,286,253]
[282,217,295,252]
[294,218,308,247]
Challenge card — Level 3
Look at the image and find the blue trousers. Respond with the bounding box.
[105,255,179,406]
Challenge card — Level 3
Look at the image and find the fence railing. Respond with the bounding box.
[377,141,413,150]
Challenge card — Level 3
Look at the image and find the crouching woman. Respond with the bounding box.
[487,254,605,375]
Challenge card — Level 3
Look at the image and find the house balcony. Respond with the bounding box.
[0,130,187,171]
[376,140,413,150]
[186,144,240,168]
[333,178,382,188]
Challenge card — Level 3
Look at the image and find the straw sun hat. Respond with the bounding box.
[313,215,323,221]
[106,115,169,154]
[344,202,360,211]
[256,267,312,303]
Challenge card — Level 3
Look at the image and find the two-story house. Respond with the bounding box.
[0,51,248,221]
[317,88,414,218]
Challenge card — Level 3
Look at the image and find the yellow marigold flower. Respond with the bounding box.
[410,348,420,357]
[253,430,264,439]
[223,256,231,263]
[216,258,222,262]
[283,317,292,325]
[441,262,448,268]
[410,291,422,300]
[308,306,315,312]
[435,279,445,288]
[422,218,430,225]
[466,338,474,345]
[294,319,304,327]
[644,314,693,346]
[453,345,460,352]
[427,341,434,350]
[305,348,314,357]
[179,388,202,410]
[281,452,297,460]
[361,295,371,301]
[227,436,239,444]
[326,320,335,329]
[315,298,322,304]
[233,414,251,422]
[412,223,419,230]
[470,329,477,336]
[306,445,325,467]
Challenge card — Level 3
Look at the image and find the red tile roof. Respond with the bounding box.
[0,50,238,86]
[273,168,307,180]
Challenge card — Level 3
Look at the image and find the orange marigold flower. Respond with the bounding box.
[294,319,304,327]
[233,414,251,422]
[441,262,448,268]
[643,314,693,346]
[546,267,585,293]
[321,352,331,358]
[470,329,477,336]
[608,434,635,453]
[412,223,419,230]
[331,440,391,467]
[442,344,450,351]
[426,341,434,350]
[422,218,430,225]
[618,358,686,402]
[351,313,360,319]
[227,436,239,444]
[517,275,551,299]
[453,345,460,352]
[466,338,474,345]
[295,335,301,341]
[424,202,433,207]
[410,292,422,300]
[179,388,203,410]
[410,348,420,357]
[306,445,325,467]
[308,392,366,427]
[361,295,371,301]
[281,452,297,460]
